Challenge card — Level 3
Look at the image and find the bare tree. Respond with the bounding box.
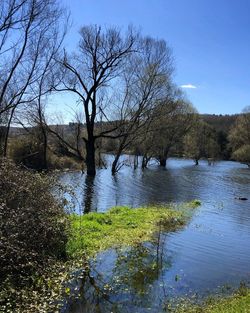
[0,0,67,156]
[54,25,138,175]
[110,37,174,174]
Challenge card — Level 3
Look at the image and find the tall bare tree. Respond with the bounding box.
[54,25,138,175]
[110,37,174,174]
[0,0,67,157]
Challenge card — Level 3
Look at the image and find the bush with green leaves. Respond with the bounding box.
[229,110,250,167]
[0,159,69,286]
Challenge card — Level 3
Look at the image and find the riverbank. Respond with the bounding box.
[1,202,199,313]
[173,285,250,313]
[2,200,250,313]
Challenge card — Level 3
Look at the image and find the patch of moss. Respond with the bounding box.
[67,201,200,258]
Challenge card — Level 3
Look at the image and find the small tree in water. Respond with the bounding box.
[184,119,220,165]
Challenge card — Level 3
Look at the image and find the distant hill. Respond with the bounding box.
[6,114,239,161]
[8,114,238,138]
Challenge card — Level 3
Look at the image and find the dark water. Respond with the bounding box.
[60,156,250,313]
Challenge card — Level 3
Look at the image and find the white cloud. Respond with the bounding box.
[180,84,197,89]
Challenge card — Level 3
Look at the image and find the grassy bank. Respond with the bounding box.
[207,291,250,313]
[67,201,201,258]
[1,201,200,313]
[173,287,250,313]
[3,197,250,313]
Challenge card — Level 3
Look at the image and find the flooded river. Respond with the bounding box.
[60,157,250,313]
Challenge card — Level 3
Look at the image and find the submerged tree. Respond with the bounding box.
[139,97,196,168]
[55,25,138,175]
[184,119,220,165]
[155,99,196,167]
[110,37,174,174]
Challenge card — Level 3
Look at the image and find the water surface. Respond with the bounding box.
[60,157,250,313]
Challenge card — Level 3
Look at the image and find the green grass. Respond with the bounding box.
[0,200,201,313]
[67,200,200,258]
[173,287,250,313]
[208,292,250,313]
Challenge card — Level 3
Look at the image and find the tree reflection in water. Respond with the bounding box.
[82,175,95,214]
[67,225,173,313]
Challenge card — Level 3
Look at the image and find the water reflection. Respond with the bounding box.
[67,226,173,313]
[82,175,96,213]
[60,157,250,214]
[60,157,250,313]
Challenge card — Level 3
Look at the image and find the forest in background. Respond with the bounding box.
[1,112,248,171]
[0,0,249,174]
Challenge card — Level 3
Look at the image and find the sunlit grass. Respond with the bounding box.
[208,292,250,313]
[171,284,250,313]
[67,200,200,258]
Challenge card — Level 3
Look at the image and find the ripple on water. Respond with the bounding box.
[60,157,250,313]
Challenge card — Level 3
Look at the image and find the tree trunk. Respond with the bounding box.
[3,125,9,157]
[159,157,167,167]
[142,155,151,169]
[133,154,139,169]
[85,139,96,176]
[3,107,15,157]
[112,136,127,175]
[0,126,7,156]
[112,146,123,175]
[159,147,169,167]
[142,156,147,169]
[41,127,48,170]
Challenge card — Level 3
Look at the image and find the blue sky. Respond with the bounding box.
[59,0,250,115]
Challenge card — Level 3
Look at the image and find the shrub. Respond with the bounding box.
[0,159,69,286]
[9,136,83,170]
[47,154,82,170]
[232,144,250,167]
[9,136,45,170]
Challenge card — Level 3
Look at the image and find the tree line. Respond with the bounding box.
[1,0,249,176]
